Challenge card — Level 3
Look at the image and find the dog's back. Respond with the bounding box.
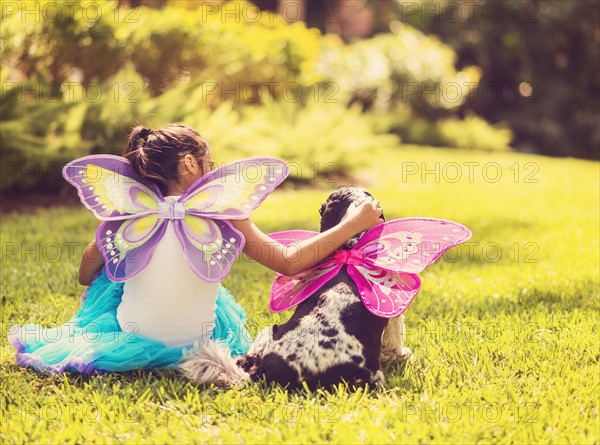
[238,267,388,390]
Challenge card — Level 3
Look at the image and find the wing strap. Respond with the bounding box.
[157,201,186,220]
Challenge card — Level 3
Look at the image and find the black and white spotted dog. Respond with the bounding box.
[181,186,411,390]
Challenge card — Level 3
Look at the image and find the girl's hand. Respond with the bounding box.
[341,198,384,234]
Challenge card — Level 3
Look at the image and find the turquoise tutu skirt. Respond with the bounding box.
[8,270,250,374]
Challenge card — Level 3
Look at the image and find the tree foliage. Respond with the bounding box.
[393,0,599,159]
[0,0,516,191]
[1,1,322,98]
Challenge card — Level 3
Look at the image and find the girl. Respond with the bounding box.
[9,124,383,374]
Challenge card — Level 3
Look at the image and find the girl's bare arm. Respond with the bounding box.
[231,200,383,276]
[79,241,105,286]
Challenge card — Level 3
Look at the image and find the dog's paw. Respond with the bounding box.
[380,345,413,364]
[398,346,413,361]
[372,370,385,387]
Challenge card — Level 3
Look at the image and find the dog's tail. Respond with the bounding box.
[179,340,250,388]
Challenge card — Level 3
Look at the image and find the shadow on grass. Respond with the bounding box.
[382,356,425,394]
[4,355,417,398]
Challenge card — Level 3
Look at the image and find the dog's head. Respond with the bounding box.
[319,186,385,249]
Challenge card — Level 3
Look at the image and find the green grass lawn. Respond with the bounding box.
[1,146,598,444]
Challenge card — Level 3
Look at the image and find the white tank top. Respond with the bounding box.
[116,196,219,347]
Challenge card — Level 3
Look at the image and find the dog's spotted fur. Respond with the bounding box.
[181,186,411,390]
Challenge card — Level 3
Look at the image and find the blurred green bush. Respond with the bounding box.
[395,0,599,159]
[1,73,398,190]
[1,0,513,192]
[0,0,322,98]
[388,112,512,152]
[317,24,481,114]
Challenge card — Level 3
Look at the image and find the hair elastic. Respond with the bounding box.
[138,128,153,148]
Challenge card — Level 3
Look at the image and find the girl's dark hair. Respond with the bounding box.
[124,124,209,195]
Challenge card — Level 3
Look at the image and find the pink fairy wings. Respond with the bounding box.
[269,218,472,318]
[63,155,288,282]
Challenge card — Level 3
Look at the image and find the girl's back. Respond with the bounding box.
[117,197,219,347]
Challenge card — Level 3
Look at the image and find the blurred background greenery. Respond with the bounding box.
[1,0,598,192]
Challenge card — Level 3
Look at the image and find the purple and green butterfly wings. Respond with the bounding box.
[63,155,288,282]
[269,218,472,318]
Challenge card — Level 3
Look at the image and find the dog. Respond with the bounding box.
[180,186,412,390]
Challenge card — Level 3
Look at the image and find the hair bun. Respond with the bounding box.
[124,123,209,196]
[126,126,154,155]
[137,128,153,148]
[139,128,153,140]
